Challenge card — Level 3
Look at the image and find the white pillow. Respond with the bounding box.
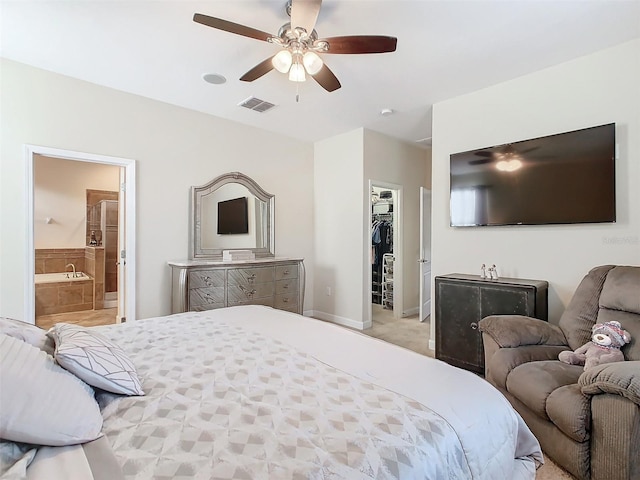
[0,334,103,446]
[48,324,144,396]
[0,317,54,356]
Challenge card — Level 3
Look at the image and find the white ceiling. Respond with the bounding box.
[2,1,640,146]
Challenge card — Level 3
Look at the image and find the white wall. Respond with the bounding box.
[431,39,640,344]
[363,130,430,316]
[313,128,430,329]
[313,129,365,327]
[34,155,120,249]
[0,59,315,321]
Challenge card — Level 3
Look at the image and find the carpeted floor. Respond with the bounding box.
[536,455,577,479]
[360,305,576,480]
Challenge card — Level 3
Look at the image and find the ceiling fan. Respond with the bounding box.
[193,0,397,92]
[469,145,540,166]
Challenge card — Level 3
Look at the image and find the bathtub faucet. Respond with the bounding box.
[65,263,77,278]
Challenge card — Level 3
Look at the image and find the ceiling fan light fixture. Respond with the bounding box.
[302,51,323,75]
[496,159,523,172]
[193,1,397,94]
[272,49,293,73]
[288,62,306,82]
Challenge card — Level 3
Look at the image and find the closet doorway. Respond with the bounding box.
[368,181,402,327]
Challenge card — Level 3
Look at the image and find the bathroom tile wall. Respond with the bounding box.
[35,249,86,274]
[104,200,118,293]
[85,246,105,309]
[34,247,108,316]
[35,278,93,316]
[35,248,94,316]
[86,189,118,246]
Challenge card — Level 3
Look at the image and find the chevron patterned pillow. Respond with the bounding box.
[48,323,144,396]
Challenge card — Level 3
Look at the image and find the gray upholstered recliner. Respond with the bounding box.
[478,265,640,480]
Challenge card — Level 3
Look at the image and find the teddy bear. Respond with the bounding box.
[558,320,631,370]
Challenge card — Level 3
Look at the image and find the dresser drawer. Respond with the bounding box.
[189,287,225,309]
[170,259,304,315]
[276,264,298,281]
[189,270,224,289]
[191,303,225,312]
[228,267,274,286]
[276,278,298,295]
[227,283,274,304]
[275,293,298,312]
[228,297,275,308]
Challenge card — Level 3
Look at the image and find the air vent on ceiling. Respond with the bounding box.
[238,96,277,113]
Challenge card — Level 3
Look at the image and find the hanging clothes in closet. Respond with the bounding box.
[371,214,393,304]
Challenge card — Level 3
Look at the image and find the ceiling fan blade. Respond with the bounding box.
[193,13,273,42]
[519,146,540,154]
[239,57,275,82]
[323,35,397,54]
[290,0,322,34]
[469,158,493,165]
[311,64,341,92]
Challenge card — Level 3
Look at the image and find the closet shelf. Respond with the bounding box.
[382,253,394,310]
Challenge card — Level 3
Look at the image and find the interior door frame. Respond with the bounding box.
[24,145,136,324]
[366,179,403,329]
[419,187,432,323]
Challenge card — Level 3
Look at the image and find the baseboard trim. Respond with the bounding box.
[309,310,366,330]
[402,306,419,317]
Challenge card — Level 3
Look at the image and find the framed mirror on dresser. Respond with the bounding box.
[169,172,305,315]
[190,171,275,259]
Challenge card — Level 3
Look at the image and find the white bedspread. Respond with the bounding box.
[92,306,541,479]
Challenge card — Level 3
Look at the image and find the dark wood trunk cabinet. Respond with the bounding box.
[435,273,548,375]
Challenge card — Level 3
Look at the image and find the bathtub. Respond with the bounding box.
[35,273,94,316]
[35,272,91,284]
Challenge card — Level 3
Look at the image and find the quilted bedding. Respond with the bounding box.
[96,313,470,479]
[18,305,542,479]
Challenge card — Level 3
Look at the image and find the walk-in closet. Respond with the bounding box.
[371,187,394,311]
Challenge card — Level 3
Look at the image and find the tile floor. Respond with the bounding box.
[35,307,118,330]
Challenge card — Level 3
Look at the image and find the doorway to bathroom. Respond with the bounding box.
[25,145,136,326]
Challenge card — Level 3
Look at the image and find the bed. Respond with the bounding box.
[0,306,543,479]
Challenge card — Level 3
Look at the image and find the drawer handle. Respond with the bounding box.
[470,322,478,330]
[283,283,289,289]
[283,269,290,275]
[202,275,212,286]
[282,297,289,303]
[247,273,256,283]
[239,285,256,298]
[204,293,214,302]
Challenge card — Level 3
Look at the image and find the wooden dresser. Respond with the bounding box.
[168,257,304,315]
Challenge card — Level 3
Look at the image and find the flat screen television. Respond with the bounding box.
[449,123,616,227]
[217,197,248,234]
